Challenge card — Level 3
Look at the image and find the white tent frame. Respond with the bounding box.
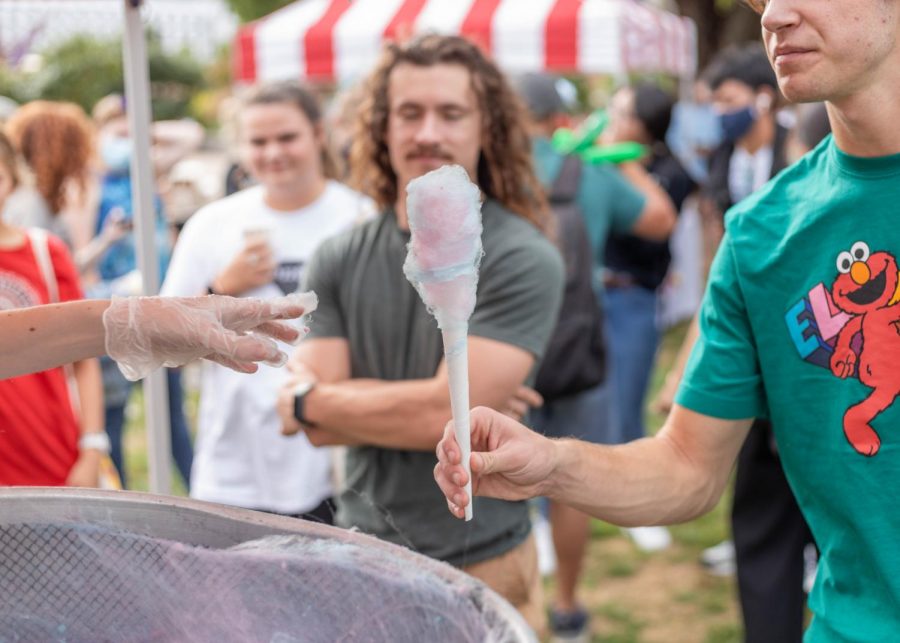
[123,0,171,494]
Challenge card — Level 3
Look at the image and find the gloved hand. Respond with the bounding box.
[103,292,317,381]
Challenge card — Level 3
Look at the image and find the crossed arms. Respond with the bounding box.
[278,335,536,451]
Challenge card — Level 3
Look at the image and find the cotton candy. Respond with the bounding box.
[404,165,483,522]
[403,165,483,330]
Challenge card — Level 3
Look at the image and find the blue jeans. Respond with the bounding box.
[530,384,611,519]
[103,366,194,489]
[602,285,659,444]
[529,384,612,444]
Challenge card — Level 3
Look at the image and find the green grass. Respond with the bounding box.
[122,387,190,496]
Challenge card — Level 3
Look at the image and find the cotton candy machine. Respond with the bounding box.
[0,488,535,642]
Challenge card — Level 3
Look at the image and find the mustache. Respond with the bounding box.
[406,146,453,161]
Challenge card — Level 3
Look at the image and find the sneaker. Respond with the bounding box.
[803,543,818,594]
[533,513,557,576]
[549,606,590,643]
[626,526,672,552]
[700,539,735,576]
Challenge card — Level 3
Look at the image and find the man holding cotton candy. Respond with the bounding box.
[276,35,563,633]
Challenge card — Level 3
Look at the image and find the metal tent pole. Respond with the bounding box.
[122,0,172,494]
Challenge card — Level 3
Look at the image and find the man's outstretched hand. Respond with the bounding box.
[433,406,559,519]
[103,292,317,380]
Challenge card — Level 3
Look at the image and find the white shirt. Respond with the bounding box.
[728,144,774,205]
[161,181,372,513]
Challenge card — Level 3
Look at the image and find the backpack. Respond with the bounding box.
[534,155,607,401]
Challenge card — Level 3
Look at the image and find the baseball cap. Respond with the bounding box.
[515,72,577,120]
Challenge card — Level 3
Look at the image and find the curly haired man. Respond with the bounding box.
[277,35,564,633]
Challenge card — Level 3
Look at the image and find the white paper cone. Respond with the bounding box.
[442,324,473,521]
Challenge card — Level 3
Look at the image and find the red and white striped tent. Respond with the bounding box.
[234,0,697,84]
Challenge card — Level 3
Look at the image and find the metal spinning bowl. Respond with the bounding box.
[0,488,535,642]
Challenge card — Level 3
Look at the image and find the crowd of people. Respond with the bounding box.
[0,2,879,639]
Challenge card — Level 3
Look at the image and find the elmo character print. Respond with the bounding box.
[785,241,900,457]
[829,242,900,456]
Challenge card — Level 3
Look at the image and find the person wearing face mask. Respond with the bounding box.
[704,44,788,246]
[660,44,813,643]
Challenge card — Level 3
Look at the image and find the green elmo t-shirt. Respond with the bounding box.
[677,136,900,642]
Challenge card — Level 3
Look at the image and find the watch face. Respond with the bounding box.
[293,383,312,424]
[293,392,304,424]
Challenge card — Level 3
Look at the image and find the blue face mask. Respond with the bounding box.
[101,137,133,174]
[718,106,756,144]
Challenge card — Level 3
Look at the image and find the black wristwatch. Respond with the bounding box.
[292,381,317,427]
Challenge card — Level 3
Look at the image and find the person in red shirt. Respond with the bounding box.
[0,131,106,487]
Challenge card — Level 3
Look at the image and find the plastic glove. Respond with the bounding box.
[103,292,317,381]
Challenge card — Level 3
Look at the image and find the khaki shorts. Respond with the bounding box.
[462,533,546,636]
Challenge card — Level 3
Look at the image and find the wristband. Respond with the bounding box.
[79,432,111,454]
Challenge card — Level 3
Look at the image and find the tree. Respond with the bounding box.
[223,0,294,23]
[674,0,762,71]
[28,32,205,121]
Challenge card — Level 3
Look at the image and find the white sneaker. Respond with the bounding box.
[533,514,557,576]
[700,539,736,576]
[803,543,818,594]
[626,526,672,552]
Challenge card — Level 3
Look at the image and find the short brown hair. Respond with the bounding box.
[240,81,337,179]
[349,34,549,232]
[5,101,94,215]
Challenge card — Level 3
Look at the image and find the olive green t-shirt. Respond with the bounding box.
[304,199,564,566]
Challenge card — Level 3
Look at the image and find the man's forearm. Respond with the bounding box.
[305,378,450,451]
[1,301,109,379]
[546,417,748,526]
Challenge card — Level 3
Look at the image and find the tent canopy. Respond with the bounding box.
[234,0,697,84]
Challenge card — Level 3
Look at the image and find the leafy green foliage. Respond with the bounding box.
[223,0,295,23]
[2,31,206,121]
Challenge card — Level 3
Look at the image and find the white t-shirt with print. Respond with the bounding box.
[161,181,371,513]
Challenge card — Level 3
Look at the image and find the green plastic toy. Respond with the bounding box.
[581,141,647,165]
[551,108,648,165]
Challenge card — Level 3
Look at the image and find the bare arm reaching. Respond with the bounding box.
[434,404,751,526]
[0,294,309,380]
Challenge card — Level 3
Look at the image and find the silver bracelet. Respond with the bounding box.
[78,432,111,454]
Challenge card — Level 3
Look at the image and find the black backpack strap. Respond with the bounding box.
[549,154,582,204]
